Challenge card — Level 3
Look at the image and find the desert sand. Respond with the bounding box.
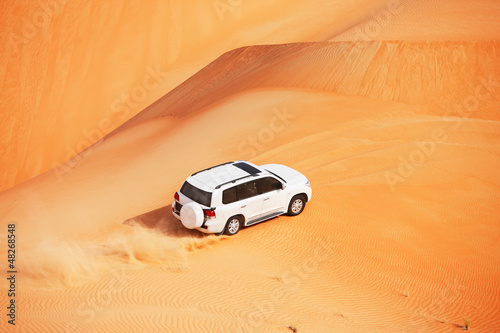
[1,0,500,332]
[0,0,393,192]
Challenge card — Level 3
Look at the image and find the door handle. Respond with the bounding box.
[264,198,270,201]
[241,205,247,208]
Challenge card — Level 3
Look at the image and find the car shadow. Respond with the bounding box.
[122,205,204,238]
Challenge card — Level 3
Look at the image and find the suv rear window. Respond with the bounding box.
[180,181,212,207]
[222,186,238,204]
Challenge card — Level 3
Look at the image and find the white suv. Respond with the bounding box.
[171,160,312,235]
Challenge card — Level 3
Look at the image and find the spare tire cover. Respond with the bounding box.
[180,202,204,229]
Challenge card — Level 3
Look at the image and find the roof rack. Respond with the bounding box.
[215,173,259,189]
[191,161,234,176]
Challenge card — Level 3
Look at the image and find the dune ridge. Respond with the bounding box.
[112,40,499,137]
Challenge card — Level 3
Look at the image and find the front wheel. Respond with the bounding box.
[223,216,242,236]
[287,195,306,216]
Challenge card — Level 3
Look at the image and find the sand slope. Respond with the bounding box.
[113,41,500,137]
[0,0,394,192]
[3,0,499,192]
[1,34,500,332]
[332,0,500,41]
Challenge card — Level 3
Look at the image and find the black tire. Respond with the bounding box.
[287,195,306,216]
[223,216,242,236]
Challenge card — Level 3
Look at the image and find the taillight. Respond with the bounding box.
[174,192,179,201]
[203,209,216,219]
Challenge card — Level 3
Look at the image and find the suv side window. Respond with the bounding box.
[237,181,259,200]
[222,186,238,204]
[258,177,282,194]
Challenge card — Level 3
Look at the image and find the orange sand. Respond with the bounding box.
[1,0,500,332]
[0,0,390,192]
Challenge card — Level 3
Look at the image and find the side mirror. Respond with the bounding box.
[281,183,286,190]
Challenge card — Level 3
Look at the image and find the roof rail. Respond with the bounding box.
[214,174,259,189]
[191,161,234,176]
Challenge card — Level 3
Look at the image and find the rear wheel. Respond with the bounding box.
[287,195,306,216]
[224,216,242,236]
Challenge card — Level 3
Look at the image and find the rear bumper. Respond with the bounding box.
[171,202,181,220]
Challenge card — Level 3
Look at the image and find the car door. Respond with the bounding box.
[221,181,263,225]
[258,177,287,217]
[236,180,263,224]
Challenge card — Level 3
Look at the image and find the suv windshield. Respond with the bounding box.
[180,181,212,207]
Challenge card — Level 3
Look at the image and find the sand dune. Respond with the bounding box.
[2,86,499,331]
[332,0,500,41]
[1,0,500,332]
[113,40,500,137]
[4,0,498,192]
[0,0,392,192]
